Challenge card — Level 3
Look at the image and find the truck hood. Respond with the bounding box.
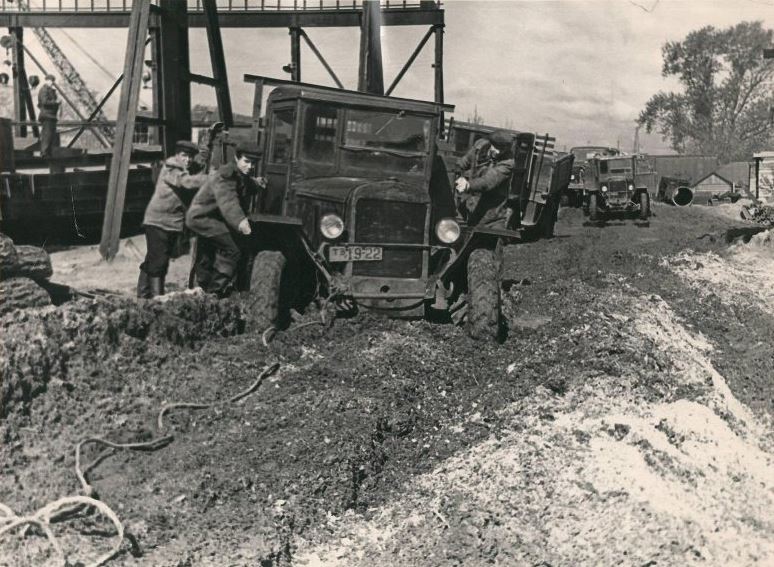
[293,177,425,203]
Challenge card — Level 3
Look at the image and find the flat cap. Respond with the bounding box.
[488,129,514,151]
[174,140,199,154]
[44,73,56,81]
[236,142,261,159]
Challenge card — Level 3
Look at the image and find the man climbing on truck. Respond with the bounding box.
[454,129,515,227]
[186,143,266,297]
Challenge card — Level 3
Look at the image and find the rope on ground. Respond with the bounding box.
[0,361,281,566]
[157,361,280,430]
[0,495,124,567]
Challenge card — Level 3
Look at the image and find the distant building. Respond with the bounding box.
[645,154,719,186]
[752,152,774,203]
[692,171,735,204]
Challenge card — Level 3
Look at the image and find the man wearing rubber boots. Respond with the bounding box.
[454,130,515,227]
[186,143,265,297]
[138,140,209,298]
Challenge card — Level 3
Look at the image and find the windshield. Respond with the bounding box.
[599,157,632,175]
[572,147,618,161]
[340,109,430,175]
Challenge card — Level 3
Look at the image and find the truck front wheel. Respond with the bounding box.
[589,193,600,221]
[466,248,502,342]
[247,250,286,331]
[639,191,651,220]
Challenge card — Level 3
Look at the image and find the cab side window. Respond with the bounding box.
[270,110,295,165]
[302,105,337,163]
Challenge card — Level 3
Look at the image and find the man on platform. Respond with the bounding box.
[37,74,60,158]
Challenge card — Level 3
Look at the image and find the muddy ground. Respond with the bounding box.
[1,203,772,566]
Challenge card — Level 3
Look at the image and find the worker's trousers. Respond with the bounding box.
[39,118,57,158]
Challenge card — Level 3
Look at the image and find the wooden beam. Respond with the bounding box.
[158,0,191,156]
[250,79,264,149]
[385,25,433,96]
[358,0,384,95]
[0,9,445,28]
[202,0,234,128]
[433,23,444,105]
[9,27,27,137]
[289,27,302,82]
[100,0,151,261]
[300,29,344,89]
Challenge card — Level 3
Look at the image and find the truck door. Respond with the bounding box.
[262,108,295,215]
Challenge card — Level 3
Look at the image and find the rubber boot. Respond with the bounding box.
[137,270,151,299]
[149,276,164,298]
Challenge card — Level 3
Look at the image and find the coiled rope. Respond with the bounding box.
[0,361,280,566]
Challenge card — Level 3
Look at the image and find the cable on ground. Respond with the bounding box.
[0,361,280,566]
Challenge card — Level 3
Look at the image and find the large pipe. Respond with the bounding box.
[673,186,693,207]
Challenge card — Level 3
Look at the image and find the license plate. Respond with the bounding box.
[329,246,383,262]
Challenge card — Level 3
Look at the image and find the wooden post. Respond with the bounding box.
[10,27,27,137]
[158,0,191,156]
[289,27,302,82]
[433,23,444,104]
[99,0,151,261]
[250,79,264,147]
[357,0,384,94]
[203,0,234,128]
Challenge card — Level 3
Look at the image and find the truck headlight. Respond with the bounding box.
[320,213,344,239]
[570,174,575,181]
[601,185,608,193]
[628,184,634,191]
[435,218,461,244]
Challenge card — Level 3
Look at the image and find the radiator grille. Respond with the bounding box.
[353,199,426,278]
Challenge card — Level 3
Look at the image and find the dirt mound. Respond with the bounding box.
[0,292,244,418]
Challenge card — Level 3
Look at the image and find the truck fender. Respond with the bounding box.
[438,226,516,284]
[248,213,333,282]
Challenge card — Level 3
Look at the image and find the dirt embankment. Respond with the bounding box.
[1,203,772,566]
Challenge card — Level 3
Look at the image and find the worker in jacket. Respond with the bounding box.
[37,74,60,158]
[186,143,265,297]
[454,130,515,227]
[138,140,209,298]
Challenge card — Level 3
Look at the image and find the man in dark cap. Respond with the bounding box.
[37,74,60,158]
[138,140,209,298]
[454,129,515,227]
[186,143,266,297]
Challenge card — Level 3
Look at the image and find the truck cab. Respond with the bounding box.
[567,145,620,207]
[585,155,652,221]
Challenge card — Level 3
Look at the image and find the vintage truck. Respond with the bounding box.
[585,154,654,221]
[565,145,620,207]
[236,76,571,341]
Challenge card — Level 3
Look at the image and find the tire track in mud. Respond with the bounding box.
[294,292,774,567]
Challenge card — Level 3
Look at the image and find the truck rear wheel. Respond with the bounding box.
[589,193,600,221]
[246,250,286,331]
[466,248,502,341]
[639,191,651,220]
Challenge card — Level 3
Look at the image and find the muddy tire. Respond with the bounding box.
[246,250,286,332]
[589,193,600,221]
[639,191,651,220]
[466,248,501,341]
[542,196,559,238]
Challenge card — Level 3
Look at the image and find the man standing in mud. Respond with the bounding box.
[186,144,266,297]
[454,130,515,227]
[138,140,209,298]
[37,74,60,158]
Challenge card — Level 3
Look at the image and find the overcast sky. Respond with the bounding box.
[11,0,774,153]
